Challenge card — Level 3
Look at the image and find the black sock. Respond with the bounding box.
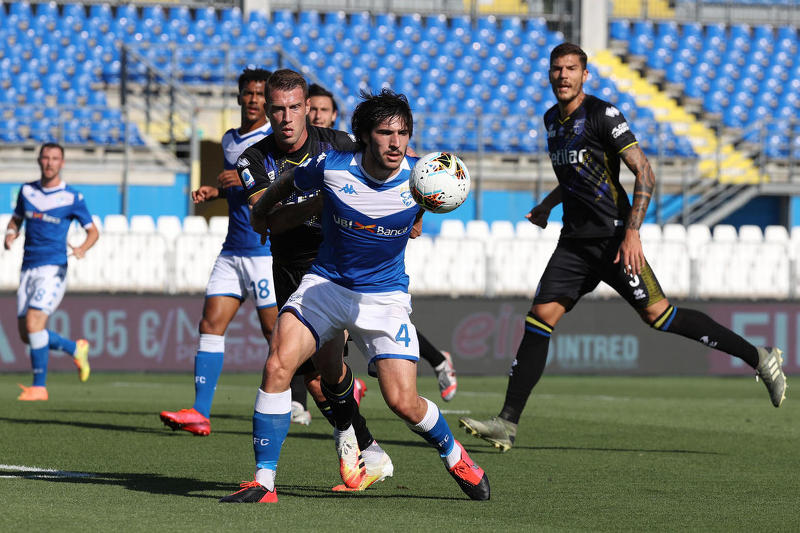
[312,398,336,427]
[290,374,307,409]
[418,331,445,368]
[320,364,358,431]
[498,312,553,425]
[652,305,759,368]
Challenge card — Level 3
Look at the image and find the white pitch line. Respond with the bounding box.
[0,464,93,479]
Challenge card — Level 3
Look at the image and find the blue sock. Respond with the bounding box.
[412,397,456,458]
[48,330,76,356]
[29,330,50,387]
[191,334,225,418]
[253,388,292,471]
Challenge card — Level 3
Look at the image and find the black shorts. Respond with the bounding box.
[533,236,666,312]
[272,261,310,309]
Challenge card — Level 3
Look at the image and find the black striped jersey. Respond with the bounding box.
[235,124,360,268]
[543,94,639,239]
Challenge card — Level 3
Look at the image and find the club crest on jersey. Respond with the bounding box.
[547,124,557,138]
[241,168,255,189]
[400,190,414,207]
[236,156,250,169]
[267,170,276,184]
[605,106,620,118]
[573,119,585,134]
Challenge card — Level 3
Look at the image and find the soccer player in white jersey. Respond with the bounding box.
[4,143,98,401]
[159,68,277,435]
[219,89,489,503]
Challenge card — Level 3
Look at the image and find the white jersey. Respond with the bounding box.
[221,123,272,168]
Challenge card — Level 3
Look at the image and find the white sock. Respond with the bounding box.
[443,441,462,469]
[255,468,276,491]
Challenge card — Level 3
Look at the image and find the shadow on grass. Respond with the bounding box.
[5,470,463,502]
[468,443,722,455]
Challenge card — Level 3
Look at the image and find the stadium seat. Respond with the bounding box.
[438,219,465,239]
[490,220,515,240]
[712,224,738,242]
[208,216,229,235]
[104,214,129,232]
[130,215,156,233]
[183,215,208,234]
[465,220,490,240]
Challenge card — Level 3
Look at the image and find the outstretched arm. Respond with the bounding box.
[615,144,655,275]
[526,185,562,228]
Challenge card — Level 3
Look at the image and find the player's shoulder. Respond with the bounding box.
[312,126,360,151]
[584,94,622,120]
[543,104,559,123]
[221,128,237,143]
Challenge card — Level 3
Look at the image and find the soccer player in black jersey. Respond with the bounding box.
[459,43,787,452]
[233,69,393,490]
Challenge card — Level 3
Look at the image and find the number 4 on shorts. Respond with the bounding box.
[395,324,410,347]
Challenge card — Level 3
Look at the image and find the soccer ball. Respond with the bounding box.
[409,152,471,214]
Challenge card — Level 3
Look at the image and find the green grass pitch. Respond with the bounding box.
[1,372,797,532]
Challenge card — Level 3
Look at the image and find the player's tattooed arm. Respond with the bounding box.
[620,144,655,231]
[616,144,654,276]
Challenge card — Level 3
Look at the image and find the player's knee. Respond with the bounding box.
[264,352,296,387]
[198,317,225,336]
[647,302,676,331]
[383,392,418,423]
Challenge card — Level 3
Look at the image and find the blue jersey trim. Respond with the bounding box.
[256,303,278,310]
[219,248,270,257]
[206,293,244,301]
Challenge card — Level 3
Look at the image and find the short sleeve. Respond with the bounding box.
[598,104,638,154]
[13,187,25,220]
[236,146,270,199]
[72,192,94,227]
[294,151,328,191]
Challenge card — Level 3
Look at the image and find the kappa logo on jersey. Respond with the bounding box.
[549,148,587,166]
[236,156,250,169]
[332,213,410,236]
[315,152,327,164]
[605,106,620,118]
[611,122,630,139]
[339,184,357,195]
[347,133,357,143]
[241,168,255,189]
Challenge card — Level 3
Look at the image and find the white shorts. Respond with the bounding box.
[205,255,277,309]
[283,273,419,373]
[17,264,68,317]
